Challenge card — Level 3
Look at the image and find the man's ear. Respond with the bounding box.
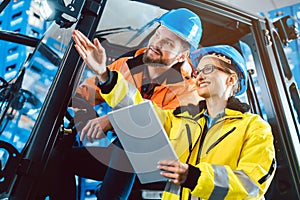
[178,50,190,62]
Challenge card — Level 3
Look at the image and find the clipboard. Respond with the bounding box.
[107,100,178,184]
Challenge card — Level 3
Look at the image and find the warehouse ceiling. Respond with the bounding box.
[217,0,299,15]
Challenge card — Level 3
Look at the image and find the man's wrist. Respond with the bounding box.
[96,70,118,94]
[97,68,109,85]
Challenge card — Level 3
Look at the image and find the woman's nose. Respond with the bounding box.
[197,72,205,81]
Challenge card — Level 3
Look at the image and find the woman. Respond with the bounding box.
[156,45,276,199]
[74,37,276,199]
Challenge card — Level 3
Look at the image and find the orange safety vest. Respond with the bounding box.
[77,48,200,109]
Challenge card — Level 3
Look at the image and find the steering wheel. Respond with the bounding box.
[10,89,42,111]
[0,87,43,133]
[0,140,20,194]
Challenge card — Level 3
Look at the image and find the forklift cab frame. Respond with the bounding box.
[0,0,299,199]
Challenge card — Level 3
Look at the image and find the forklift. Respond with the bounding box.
[0,0,299,199]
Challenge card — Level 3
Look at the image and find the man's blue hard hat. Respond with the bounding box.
[156,8,202,52]
[198,45,248,96]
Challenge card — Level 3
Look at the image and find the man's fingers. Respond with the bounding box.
[80,122,91,141]
[74,44,87,59]
[80,127,87,141]
[93,38,100,47]
[95,132,104,139]
[73,30,87,47]
[91,126,103,139]
[94,38,104,51]
[80,119,106,142]
[73,34,90,60]
[85,129,95,143]
[73,30,96,54]
[74,30,93,47]
[87,136,94,143]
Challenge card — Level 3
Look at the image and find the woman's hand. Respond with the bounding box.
[157,160,189,185]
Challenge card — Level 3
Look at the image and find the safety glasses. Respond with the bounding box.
[193,64,233,78]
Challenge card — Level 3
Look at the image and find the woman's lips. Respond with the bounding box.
[198,81,209,88]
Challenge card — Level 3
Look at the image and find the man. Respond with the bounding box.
[73,40,276,199]
[42,8,203,200]
[76,7,202,111]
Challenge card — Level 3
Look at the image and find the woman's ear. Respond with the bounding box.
[226,73,239,96]
[226,73,238,86]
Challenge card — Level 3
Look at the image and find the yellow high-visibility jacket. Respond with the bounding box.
[101,71,276,200]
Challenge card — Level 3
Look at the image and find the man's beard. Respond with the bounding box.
[142,48,176,67]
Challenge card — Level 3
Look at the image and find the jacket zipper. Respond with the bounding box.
[178,119,202,200]
[204,116,242,154]
[197,116,241,161]
[196,123,208,164]
[205,127,236,154]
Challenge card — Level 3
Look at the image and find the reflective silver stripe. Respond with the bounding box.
[114,82,139,109]
[209,165,229,200]
[191,196,200,200]
[234,170,260,197]
[164,182,181,195]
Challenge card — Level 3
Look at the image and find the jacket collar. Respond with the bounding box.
[226,96,251,113]
[173,97,250,118]
[198,96,250,114]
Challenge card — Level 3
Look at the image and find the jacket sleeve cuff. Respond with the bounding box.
[96,69,118,94]
[182,164,201,190]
